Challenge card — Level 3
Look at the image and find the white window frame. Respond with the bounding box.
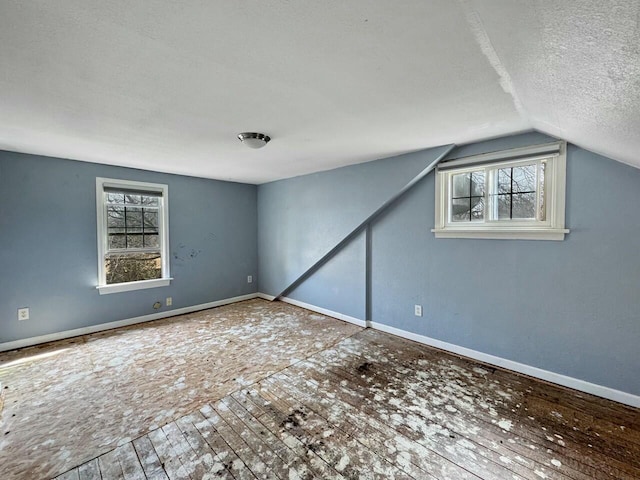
[433,142,569,240]
[96,177,172,294]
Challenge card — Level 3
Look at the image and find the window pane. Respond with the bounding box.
[127,234,144,248]
[145,234,159,248]
[451,198,470,221]
[143,210,158,229]
[452,173,470,198]
[107,206,125,228]
[512,192,536,219]
[498,194,511,219]
[498,168,513,194]
[108,230,126,249]
[126,209,142,228]
[471,172,485,196]
[105,252,162,284]
[125,194,141,205]
[141,195,159,206]
[470,197,484,221]
[106,193,125,204]
[512,165,536,192]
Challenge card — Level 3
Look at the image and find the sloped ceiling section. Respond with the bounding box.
[465,0,640,169]
[0,1,638,183]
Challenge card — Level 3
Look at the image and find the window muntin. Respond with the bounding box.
[104,190,162,284]
[451,171,485,222]
[96,178,171,293]
[447,159,548,225]
[433,142,568,240]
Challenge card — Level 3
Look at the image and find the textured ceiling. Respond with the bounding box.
[0,1,638,183]
[466,0,640,171]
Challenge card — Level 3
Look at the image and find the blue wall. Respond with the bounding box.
[258,132,640,396]
[3,132,639,396]
[0,151,257,343]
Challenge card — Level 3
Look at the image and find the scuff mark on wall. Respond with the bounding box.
[172,243,203,266]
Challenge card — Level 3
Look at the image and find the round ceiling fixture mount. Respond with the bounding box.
[237,132,271,149]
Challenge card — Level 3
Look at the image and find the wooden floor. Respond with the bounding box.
[3,301,640,480]
[0,300,360,479]
[55,331,639,480]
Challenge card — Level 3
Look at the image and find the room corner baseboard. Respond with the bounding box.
[370,322,640,408]
[0,293,260,353]
[280,296,368,328]
[259,293,367,328]
[256,292,276,301]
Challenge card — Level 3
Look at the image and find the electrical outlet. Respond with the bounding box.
[166,297,172,306]
[414,305,423,317]
[18,307,29,321]
[247,275,253,284]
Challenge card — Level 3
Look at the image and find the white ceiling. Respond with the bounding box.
[0,1,638,184]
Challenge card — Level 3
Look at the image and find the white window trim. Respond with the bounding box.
[96,177,172,294]
[432,142,569,241]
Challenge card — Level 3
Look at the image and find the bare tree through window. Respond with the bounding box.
[449,161,545,222]
[104,192,162,284]
[451,171,485,222]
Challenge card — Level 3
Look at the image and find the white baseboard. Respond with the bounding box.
[0,293,260,353]
[256,292,276,301]
[265,291,639,406]
[370,322,640,408]
[257,292,368,328]
[5,292,637,408]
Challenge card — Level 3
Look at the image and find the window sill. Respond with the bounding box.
[97,278,173,295]
[432,228,569,241]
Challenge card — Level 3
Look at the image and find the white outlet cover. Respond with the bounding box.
[18,307,29,320]
[166,297,172,306]
[414,305,423,317]
[247,275,253,283]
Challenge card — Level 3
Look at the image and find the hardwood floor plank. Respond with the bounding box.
[191,410,257,480]
[174,412,235,479]
[148,426,191,480]
[239,389,348,479]
[200,403,280,479]
[132,435,169,480]
[328,342,635,478]
[115,442,147,480]
[230,389,270,419]
[215,397,300,479]
[97,449,125,480]
[302,355,587,480]
[225,394,318,479]
[359,328,640,430]
[162,421,211,479]
[294,359,531,480]
[351,334,640,456]
[78,458,101,480]
[330,335,640,479]
[256,379,417,479]
[273,371,479,480]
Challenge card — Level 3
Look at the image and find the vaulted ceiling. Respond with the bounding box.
[1,1,639,183]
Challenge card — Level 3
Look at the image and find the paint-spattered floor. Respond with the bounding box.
[0,299,361,479]
[2,300,640,480]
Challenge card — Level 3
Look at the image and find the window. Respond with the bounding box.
[96,178,171,294]
[433,142,569,240]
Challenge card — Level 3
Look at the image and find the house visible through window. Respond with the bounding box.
[433,142,568,240]
[96,178,171,294]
